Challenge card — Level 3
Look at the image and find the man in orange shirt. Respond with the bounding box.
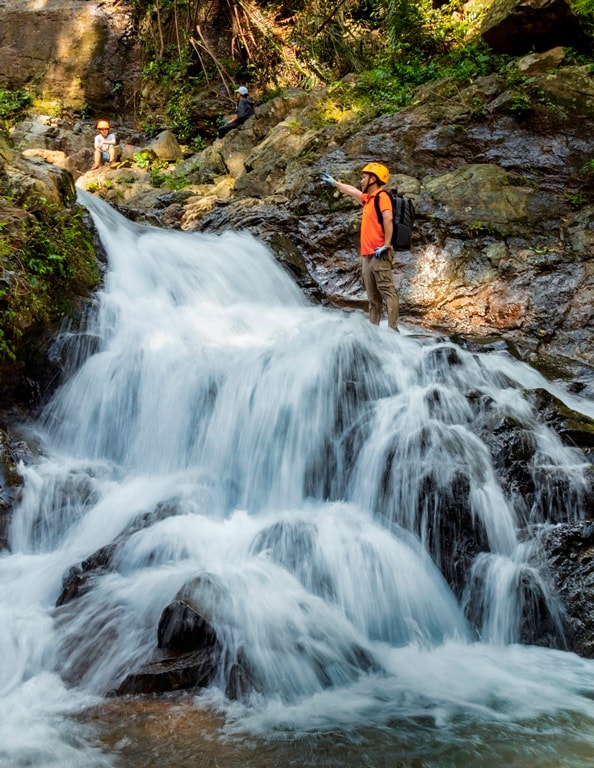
[322,163,399,331]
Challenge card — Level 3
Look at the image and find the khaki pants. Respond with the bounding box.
[360,255,399,331]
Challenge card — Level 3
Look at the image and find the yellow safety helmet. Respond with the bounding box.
[96,119,110,130]
[362,162,389,185]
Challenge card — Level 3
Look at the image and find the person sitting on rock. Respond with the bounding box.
[92,119,116,170]
[217,87,255,139]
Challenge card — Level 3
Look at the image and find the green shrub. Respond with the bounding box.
[0,199,99,361]
[0,89,32,123]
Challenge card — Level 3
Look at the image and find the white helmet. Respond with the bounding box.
[236,86,248,96]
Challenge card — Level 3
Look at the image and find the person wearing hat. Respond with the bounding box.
[321,163,399,331]
[217,86,255,139]
[92,119,116,170]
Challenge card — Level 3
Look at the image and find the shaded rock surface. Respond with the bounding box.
[480,0,590,55]
[541,520,594,658]
[0,422,33,550]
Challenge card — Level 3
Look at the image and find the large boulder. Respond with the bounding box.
[115,575,226,696]
[146,130,184,162]
[480,0,590,55]
[3,155,76,207]
[0,0,141,114]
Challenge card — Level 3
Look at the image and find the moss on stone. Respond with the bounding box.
[0,190,99,387]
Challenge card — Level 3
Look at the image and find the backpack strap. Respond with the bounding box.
[373,190,393,229]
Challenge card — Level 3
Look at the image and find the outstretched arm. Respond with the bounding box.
[334,180,363,204]
[321,173,363,204]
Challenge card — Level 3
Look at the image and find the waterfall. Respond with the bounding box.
[1,190,594,767]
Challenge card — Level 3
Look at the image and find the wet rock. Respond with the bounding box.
[0,425,27,550]
[530,388,594,456]
[541,520,594,657]
[114,649,220,696]
[464,552,566,648]
[420,471,488,597]
[225,657,256,701]
[56,500,183,606]
[56,543,116,606]
[517,567,565,648]
[496,427,537,508]
[157,600,219,653]
[114,575,227,697]
[467,384,594,528]
[251,520,337,600]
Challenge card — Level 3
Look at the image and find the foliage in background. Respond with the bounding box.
[127,0,495,134]
[570,0,594,39]
[571,0,594,14]
[127,0,594,139]
[0,89,33,124]
[0,195,99,362]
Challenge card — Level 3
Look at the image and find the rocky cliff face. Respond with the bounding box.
[0,0,141,115]
[67,55,594,376]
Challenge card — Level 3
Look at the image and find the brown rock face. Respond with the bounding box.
[0,0,141,115]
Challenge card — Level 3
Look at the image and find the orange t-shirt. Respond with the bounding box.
[360,190,392,256]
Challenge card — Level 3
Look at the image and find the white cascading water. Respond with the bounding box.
[1,190,594,766]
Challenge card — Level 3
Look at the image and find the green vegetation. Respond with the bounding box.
[566,192,590,210]
[0,89,32,124]
[502,65,554,117]
[1,1,593,143]
[571,0,594,37]
[464,220,499,237]
[0,196,99,362]
[139,49,207,141]
[123,0,594,140]
[133,151,153,169]
[127,0,511,134]
[571,0,594,12]
[132,151,173,187]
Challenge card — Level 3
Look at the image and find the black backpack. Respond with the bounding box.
[374,190,415,251]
